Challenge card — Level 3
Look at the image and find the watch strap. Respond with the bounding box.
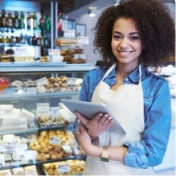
[100,147,109,162]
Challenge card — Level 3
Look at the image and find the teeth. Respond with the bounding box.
[119,51,131,53]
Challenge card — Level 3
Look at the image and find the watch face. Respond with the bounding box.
[101,157,109,162]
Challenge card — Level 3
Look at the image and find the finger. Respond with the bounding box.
[91,113,103,123]
[101,115,112,127]
[75,112,89,126]
[98,114,111,125]
[104,119,113,129]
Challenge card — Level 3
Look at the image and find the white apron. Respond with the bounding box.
[83,64,155,175]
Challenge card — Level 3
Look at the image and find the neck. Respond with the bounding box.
[116,63,138,79]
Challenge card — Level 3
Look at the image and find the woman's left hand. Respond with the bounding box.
[76,123,92,153]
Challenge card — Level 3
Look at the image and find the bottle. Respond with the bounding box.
[37,36,41,46]
[20,11,25,29]
[10,35,15,43]
[57,10,62,31]
[33,13,37,30]
[40,35,44,46]
[28,35,33,45]
[44,36,49,47]
[2,10,6,27]
[27,12,31,30]
[45,15,51,32]
[14,11,19,29]
[6,35,10,43]
[0,12,2,27]
[7,12,13,28]
[32,33,37,45]
[39,15,45,35]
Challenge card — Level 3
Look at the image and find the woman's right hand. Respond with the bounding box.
[75,112,113,139]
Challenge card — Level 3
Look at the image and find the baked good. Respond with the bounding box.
[37,86,46,93]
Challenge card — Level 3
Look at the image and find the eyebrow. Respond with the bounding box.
[113,31,139,35]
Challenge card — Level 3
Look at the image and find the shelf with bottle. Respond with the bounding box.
[0,10,50,48]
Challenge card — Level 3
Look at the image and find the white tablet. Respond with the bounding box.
[60,99,125,134]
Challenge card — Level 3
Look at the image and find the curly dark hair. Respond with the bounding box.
[93,0,175,67]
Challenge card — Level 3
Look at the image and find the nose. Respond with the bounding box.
[118,37,129,49]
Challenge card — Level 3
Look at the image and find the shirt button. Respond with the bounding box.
[125,78,129,81]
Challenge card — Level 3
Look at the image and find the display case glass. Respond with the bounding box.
[0,64,94,175]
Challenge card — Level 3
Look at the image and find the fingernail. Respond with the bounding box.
[100,113,103,117]
[105,114,109,118]
[108,116,112,120]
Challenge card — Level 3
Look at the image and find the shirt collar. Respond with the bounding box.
[108,64,147,83]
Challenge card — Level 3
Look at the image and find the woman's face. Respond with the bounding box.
[111,18,142,67]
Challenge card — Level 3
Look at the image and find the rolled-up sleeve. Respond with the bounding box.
[124,81,172,168]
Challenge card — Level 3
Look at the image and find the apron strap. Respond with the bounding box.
[138,64,142,83]
[102,63,117,80]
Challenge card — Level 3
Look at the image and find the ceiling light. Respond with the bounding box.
[88,6,96,17]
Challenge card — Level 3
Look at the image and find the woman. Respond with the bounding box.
[75,0,175,175]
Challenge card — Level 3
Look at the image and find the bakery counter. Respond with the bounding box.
[0,130,86,172]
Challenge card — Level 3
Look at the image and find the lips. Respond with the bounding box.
[117,50,133,57]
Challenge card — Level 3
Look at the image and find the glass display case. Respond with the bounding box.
[0,63,94,175]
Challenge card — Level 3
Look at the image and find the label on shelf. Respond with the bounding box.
[64,30,75,38]
[50,136,61,145]
[57,163,71,173]
[78,36,89,45]
[37,103,50,114]
[0,108,4,116]
[15,47,28,56]
[23,88,37,94]
[48,49,60,56]
[67,78,83,85]
[2,144,28,154]
[0,155,5,168]
[35,77,47,87]
[49,107,59,115]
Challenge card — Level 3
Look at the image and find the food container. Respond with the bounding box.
[0,77,9,94]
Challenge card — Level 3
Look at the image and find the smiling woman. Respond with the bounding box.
[111,18,142,68]
[74,0,175,175]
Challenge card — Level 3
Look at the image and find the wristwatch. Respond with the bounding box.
[100,147,109,162]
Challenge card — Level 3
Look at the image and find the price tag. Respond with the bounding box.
[67,78,83,85]
[24,88,36,94]
[0,155,5,168]
[35,77,47,87]
[50,107,59,115]
[0,108,4,116]
[57,163,71,173]
[48,49,60,56]
[50,136,61,145]
[37,103,50,111]
[64,30,75,38]
[15,47,28,56]
[78,36,89,45]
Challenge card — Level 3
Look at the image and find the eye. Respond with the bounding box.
[113,35,121,40]
[130,36,140,40]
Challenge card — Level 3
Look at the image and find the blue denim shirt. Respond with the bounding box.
[78,64,171,168]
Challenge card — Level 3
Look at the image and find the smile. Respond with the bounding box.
[117,50,133,57]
